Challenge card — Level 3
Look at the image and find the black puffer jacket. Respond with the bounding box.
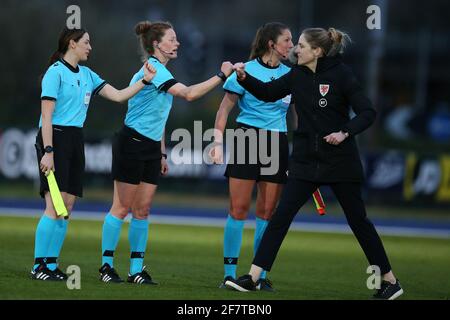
[237,55,376,182]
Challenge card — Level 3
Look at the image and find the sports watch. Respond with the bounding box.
[217,71,227,82]
[44,145,54,153]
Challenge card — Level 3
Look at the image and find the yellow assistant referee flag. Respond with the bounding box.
[46,171,68,218]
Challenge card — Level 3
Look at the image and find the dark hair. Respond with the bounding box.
[135,20,173,61]
[47,27,87,68]
[301,27,351,57]
[249,22,290,60]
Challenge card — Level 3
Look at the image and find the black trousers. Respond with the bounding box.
[253,178,392,274]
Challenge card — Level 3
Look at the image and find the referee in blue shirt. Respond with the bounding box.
[32,27,156,281]
[211,22,293,292]
[98,20,234,284]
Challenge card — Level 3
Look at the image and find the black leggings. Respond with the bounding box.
[253,178,392,274]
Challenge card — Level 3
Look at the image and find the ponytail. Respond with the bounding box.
[135,20,153,36]
[302,27,351,57]
[327,28,351,57]
[249,25,265,60]
[48,50,62,68]
[135,20,153,61]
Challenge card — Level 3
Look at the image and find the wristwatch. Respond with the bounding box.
[161,153,168,159]
[217,71,227,82]
[142,79,151,85]
[44,145,54,153]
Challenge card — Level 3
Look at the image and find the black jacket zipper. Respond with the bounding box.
[312,73,320,178]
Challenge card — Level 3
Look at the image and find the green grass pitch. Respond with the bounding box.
[0,216,449,300]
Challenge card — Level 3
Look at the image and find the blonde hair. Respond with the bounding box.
[302,27,351,56]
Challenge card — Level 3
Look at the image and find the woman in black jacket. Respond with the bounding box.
[225,28,403,300]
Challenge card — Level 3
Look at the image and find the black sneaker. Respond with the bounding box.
[53,267,68,280]
[373,280,404,300]
[225,274,256,292]
[219,276,235,289]
[256,278,275,292]
[99,263,124,283]
[127,266,158,285]
[30,264,60,281]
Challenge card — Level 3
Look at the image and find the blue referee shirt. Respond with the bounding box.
[40,58,107,128]
[125,56,179,142]
[223,58,291,132]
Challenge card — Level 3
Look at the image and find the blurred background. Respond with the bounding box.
[1,0,449,223]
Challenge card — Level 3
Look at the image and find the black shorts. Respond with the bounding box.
[36,126,85,198]
[111,126,162,185]
[224,123,289,184]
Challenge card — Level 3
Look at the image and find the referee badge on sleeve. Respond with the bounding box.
[84,92,91,107]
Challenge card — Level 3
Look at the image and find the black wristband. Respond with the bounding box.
[161,153,167,159]
[217,71,227,82]
[142,79,151,85]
